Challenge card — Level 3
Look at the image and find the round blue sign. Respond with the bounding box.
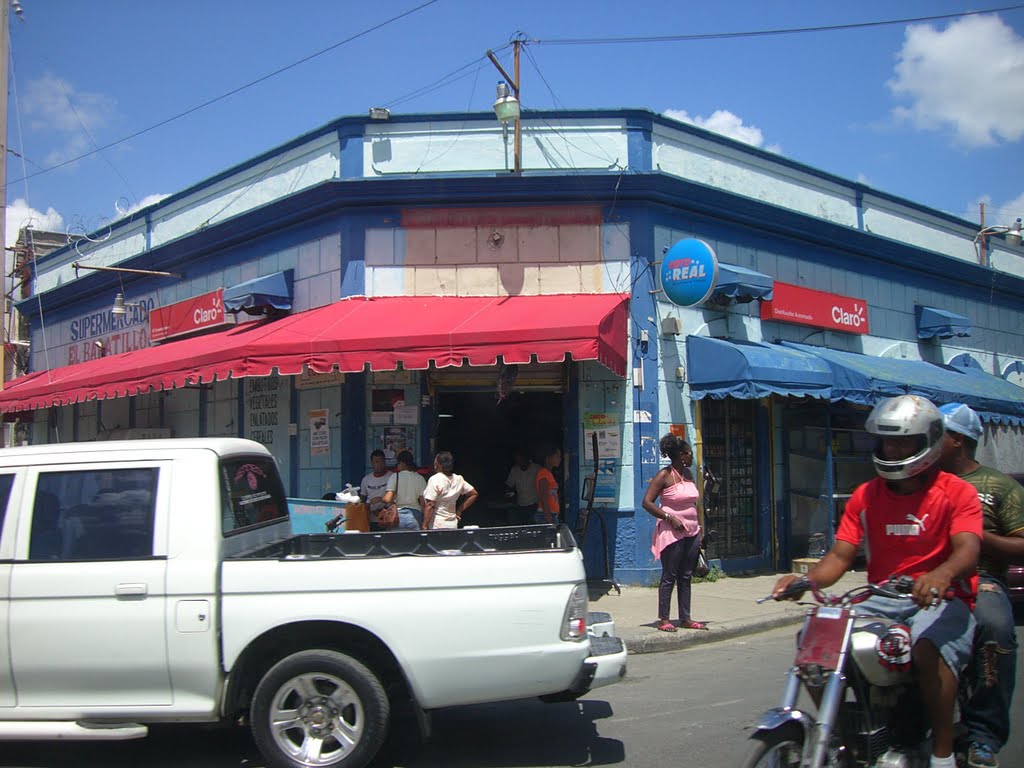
[660,239,719,307]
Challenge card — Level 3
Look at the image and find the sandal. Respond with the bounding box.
[656,620,677,633]
[681,620,709,630]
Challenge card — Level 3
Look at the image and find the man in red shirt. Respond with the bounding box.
[773,395,982,768]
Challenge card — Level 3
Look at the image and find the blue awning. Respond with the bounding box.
[223,270,293,316]
[781,341,1024,425]
[686,336,832,400]
[915,305,972,340]
[709,263,774,304]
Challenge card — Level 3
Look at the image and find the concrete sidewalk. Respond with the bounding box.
[590,570,867,654]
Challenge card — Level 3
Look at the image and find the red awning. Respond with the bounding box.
[0,294,628,412]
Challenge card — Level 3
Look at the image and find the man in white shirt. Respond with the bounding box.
[359,449,393,531]
[505,449,540,525]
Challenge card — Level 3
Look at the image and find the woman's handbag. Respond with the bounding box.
[694,546,710,578]
[378,502,399,529]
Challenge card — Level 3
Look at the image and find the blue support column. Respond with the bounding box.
[628,210,661,583]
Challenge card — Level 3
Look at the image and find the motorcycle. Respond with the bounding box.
[743,576,962,768]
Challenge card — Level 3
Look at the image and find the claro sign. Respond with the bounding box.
[761,281,870,335]
[150,289,229,343]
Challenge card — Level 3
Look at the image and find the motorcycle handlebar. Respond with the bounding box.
[759,574,955,606]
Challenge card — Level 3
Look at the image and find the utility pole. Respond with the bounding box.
[487,36,522,175]
[1,0,11,392]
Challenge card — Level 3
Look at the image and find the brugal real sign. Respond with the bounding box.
[660,239,719,307]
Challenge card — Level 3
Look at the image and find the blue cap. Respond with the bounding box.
[939,402,982,442]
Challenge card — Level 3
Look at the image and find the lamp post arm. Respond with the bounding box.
[486,50,518,92]
[72,262,181,279]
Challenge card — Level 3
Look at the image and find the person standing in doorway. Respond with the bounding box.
[505,448,540,525]
[423,451,478,530]
[359,449,393,532]
[534,443,562,525]
[938,402,1024,768]
[643,433,706,632]
[382,450,428,531]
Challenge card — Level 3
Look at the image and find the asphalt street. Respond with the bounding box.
[3,625,1022,767]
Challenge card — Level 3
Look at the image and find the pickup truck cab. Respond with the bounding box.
[0,438,626,768]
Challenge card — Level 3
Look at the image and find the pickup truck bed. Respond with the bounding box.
[234,524,573,560]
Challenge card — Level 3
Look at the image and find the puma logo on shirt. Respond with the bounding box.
[886,512,930,536]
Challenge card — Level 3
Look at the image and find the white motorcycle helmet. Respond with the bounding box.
[864,395,944,481]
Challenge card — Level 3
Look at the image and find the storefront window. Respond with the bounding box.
[784,403,873,560]
[700,398,757,558]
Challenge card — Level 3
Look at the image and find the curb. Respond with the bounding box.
[623,611,805,654]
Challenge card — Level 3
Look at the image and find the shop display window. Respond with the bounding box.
[784,404,874,559]
[700,398,757,558]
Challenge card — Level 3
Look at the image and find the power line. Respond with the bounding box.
[6,0,443,188]
[532,5,1024,46]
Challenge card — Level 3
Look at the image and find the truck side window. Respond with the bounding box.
[220,457,288,535]
[0,474,14,533]
[29,468,158,561]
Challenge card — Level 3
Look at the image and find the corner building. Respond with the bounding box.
[4,109,1023,582]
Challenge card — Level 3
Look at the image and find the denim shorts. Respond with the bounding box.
[856,594,976,678]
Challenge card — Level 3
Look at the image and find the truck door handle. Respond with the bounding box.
[115,583,148,598]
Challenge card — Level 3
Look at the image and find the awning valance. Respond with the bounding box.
[709,263,774,304]
[686,336,1024,425]
[223,270,293,315]
[915,305,972,340]
[781,341,1024,425]
[0,294,628,413]
[686,336,832,400]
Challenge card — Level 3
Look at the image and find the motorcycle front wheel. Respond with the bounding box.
[742,723,805,768]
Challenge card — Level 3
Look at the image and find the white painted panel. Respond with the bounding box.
[150,135,339,249]
[36,230,147,294]
[653,124,857,227]
[862,202,975,262]
[365,118,628,175]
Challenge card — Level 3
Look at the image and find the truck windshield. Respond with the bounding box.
[220,456,289,535]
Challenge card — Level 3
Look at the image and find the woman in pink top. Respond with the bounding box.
[642,433,706,632]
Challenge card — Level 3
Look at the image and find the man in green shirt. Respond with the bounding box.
[939,403,1024,768]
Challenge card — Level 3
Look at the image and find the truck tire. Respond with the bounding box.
[251,649,389,768]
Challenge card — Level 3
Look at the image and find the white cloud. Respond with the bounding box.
[5,199,65,248]
[663,108,778,151]
[116,193,170,219]
[22,75,117,167]
[887,15,1024,147]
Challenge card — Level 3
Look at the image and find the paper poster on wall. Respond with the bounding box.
[371,425,415,465]
[593,458,619,504]
[393,404,419,425]
[309,409,329,456]
[582,412,621,462]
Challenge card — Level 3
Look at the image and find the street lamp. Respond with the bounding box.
[487,38,523,175]
[973,217,1023,265]
[493,82,520,171]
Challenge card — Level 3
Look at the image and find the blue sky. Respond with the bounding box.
[5,1,1024,247]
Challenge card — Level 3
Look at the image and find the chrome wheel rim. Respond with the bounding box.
[269,672,364,766]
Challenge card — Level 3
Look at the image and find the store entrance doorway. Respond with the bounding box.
[434,390,563,526]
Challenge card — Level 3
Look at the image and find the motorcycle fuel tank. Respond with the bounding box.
[849,617,916,687]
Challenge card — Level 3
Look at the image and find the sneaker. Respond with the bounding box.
[967,742,999,768]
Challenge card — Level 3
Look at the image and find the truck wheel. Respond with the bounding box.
[251,650,389,768]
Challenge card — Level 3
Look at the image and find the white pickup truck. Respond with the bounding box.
[0,438,625,768]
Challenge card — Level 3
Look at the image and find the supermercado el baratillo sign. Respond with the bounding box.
[660,239,719,307]
[762,281,870,334]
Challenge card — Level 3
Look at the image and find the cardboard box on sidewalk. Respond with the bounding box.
[792,557,819,575]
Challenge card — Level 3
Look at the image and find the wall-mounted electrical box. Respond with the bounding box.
[661,316,683,336]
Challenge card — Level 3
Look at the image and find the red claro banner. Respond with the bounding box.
[150,289,228,343]
[761,281,870,335]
